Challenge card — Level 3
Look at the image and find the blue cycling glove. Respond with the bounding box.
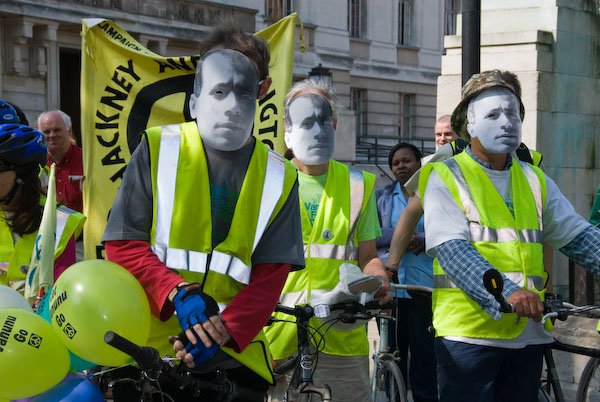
[173,283,220,332]
[177,331,220,366]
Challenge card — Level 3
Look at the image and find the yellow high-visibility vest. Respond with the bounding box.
[418,151,547,338]
[450,140,543,167]
[0,199,85,288]
[145,122,297,383]
[265,160,375,359]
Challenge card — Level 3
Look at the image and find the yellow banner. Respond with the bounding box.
[81,15,303,259]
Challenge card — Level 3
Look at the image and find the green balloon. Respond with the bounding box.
[0,308,70,399]
[49,260,151,366]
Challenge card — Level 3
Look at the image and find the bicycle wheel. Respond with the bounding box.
[576,357,600,402]
[371,359,407,402]
[537,387,553,402]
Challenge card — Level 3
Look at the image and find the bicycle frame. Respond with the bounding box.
[271,304,332,402]
[541,339,600,402]
[371,316,408,402]
[483,270,600,402]
[370,282,433,402]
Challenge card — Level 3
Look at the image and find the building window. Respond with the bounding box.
[266,0,294,20]
[398,93,415,138]
[398,0,412,46]
[348,0,362,38]
[445,0,461,36]
[351,88,367,138]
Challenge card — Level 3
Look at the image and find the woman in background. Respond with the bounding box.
[0,123,84,293]
[375,142,438,402]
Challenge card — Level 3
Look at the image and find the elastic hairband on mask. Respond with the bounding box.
[256,80,265,95]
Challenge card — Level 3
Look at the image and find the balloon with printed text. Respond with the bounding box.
[49,259,151,366]
[36,286,95,372]
[0,308,70,400]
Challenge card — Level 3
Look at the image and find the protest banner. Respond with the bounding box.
[81,15,304,259]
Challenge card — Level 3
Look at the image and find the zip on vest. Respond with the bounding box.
[444,158,544,243]
[151,124,285,285]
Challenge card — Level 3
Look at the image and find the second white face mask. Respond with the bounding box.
[467,87,522,154]
[190,49,258,151]
[284,93,335,165]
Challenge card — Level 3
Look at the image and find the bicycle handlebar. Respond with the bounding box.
[103,331,266,402]
[104,330,169,382]
[271,299,397,328]
[482,269,600,322]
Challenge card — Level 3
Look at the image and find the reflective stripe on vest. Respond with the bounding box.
[278,288,330,308]
[145,122,294,384]
[150,125,285,285]
[302,168,364,262]
[433,272,545,291]
[444,158,543,243]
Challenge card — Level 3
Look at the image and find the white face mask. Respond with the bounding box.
[189,50,258,151]
[467,87,522,154]
[284,94,335,165]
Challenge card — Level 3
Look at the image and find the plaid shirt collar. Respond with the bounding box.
[466,145,513,171]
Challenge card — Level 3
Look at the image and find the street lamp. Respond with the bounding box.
[307,63,333,87]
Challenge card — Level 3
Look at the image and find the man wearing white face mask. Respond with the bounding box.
[419,70,600,402]
[265,80,392,402]
[103,32,304,399]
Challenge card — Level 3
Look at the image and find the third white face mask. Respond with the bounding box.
[284,93,335,165]
[467,87,522,154]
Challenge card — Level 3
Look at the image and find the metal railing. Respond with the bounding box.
[355,135,436,164]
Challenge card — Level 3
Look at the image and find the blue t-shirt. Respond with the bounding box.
[390,182,434,298]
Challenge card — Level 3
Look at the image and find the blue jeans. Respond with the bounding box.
[435,338,544,402]
[388,298,438,402]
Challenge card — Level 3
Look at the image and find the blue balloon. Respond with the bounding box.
[31,374,103,402]
[36,288,95,372]
[12,374,103,402]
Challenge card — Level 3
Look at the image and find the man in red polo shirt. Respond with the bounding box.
[38,110,83,213]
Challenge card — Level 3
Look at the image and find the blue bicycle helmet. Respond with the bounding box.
[0,124,47,171]
[0,100,18,124]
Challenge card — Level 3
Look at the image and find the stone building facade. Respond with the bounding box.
[0,0,446,181]
[437,0,600,299]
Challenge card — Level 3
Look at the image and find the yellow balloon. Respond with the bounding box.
[49,259,151,366]
[0,308,70,399]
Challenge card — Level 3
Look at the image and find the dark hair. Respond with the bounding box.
[496,70,522,98]
[198,27,270,81]
[284,148,294,161]
[388,142,422,170]
[1,163,42,236]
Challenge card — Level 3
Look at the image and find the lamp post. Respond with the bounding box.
[307,63,333,87]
